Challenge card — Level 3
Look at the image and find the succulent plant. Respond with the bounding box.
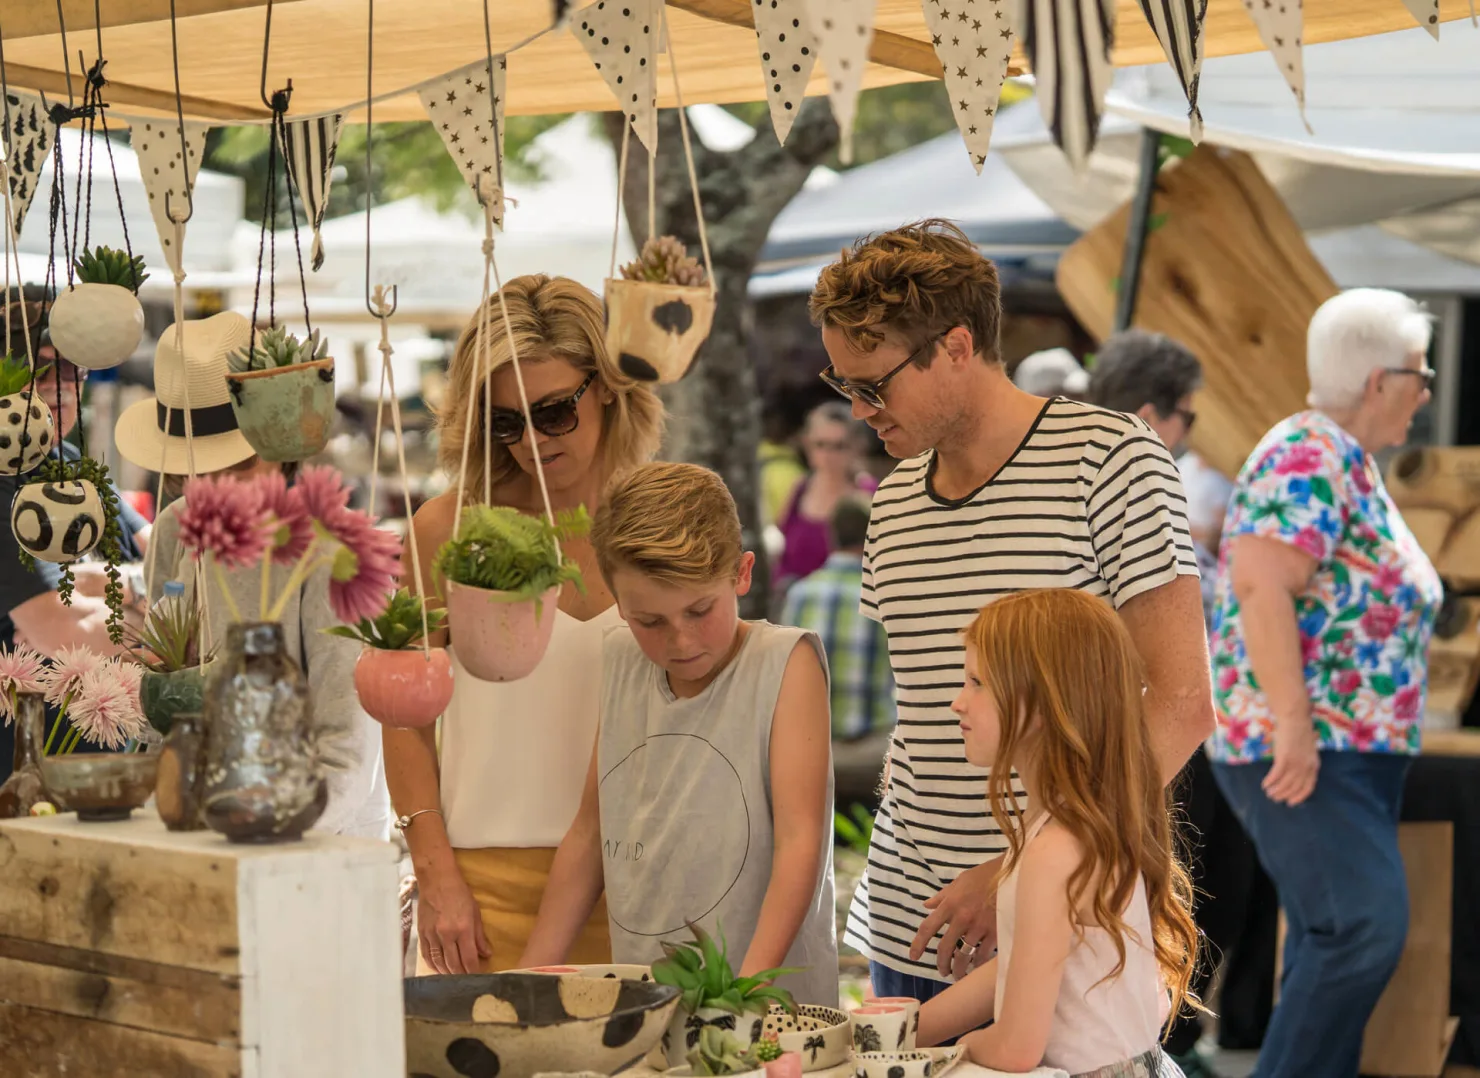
[651,920,798,1017]
[74,245,149,290]
[325,587,449,651]
[0,352,47,396]
[228,325,330,374]
[749,1036,783,1063]
[619,235,707,287]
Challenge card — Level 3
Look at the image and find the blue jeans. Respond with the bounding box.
[868,960,953,1005]
[1212,751,1411,1078]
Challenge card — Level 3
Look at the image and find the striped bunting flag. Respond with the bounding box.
[279,115,343,272]
[1137,1,1207,141]
[1014,0,1116,172]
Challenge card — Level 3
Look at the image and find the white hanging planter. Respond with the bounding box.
[47,283,145,372]
[10,478,104,563]
[0,392,57,475]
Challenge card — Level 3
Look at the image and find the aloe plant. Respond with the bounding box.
[619,235,706,287]
[0,352,47,396]
[433,505,589,601]
[325,587,447,650]
[228,325,329,374]
[651,920,799,1017]
[75,245,149,290]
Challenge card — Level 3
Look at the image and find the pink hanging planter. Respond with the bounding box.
[444,581,560,683]
[353,646,456,729]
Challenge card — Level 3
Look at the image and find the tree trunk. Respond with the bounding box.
[602,101,838,617]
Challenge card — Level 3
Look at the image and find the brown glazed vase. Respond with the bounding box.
[0,692,50,818]
[201,622,326,843]
[155,712,209,831]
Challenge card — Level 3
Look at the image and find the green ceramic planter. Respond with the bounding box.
[140,666,207,737]
[225,357,335,463]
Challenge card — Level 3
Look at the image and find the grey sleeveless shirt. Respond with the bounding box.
[598,621,839,1008]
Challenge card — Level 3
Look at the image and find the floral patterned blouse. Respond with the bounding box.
[1209,411,1443,764]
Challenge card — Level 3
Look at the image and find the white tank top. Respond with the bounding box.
[440,604,624,849]
[995,814,1170,1075]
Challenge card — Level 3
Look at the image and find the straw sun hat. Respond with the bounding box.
[114,311,258,475]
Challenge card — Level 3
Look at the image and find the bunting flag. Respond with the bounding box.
[1137,0,1208,141]
[804,0,878,164]
[923,0,1015,172]
[279,114,343,271]
[1239,0,1309,133]
[1398,0,1440,38]
[132,117,211,275]
[571,0,660,154]
[1014,0,1116,172]
[550,0,576,30]
[418,57,508,226]
[2,92,54,238]
[754,0,819,146]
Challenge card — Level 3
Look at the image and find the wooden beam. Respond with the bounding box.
[1,62,270,122]
[0,1,294,42]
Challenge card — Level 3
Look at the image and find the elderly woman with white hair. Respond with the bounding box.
[1207,289,1443,1078]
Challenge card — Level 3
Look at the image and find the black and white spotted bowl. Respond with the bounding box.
[405,972,680,1078]
[763,1004,852,1072]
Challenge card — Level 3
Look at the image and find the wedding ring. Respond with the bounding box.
[954,939,978,956]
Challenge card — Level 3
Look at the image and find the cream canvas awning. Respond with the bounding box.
[0,0,1472,124]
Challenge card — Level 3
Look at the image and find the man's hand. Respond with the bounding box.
[1263,716,1320,806]
[910,856,1003,980]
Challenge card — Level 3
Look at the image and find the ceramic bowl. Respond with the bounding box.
[854,1047,962,1078]
[517,963,655,982]
[404,972,680,1078]
[39,752,160,821]
[762,1004,851,1072]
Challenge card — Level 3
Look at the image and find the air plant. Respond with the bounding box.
[126,591,213,673]
[619,235,707,287]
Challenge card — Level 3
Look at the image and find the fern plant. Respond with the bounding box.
[325,587,448,650]
[75,245,149,290]
[0,352,47,395]
[228,325,329,374]
[433,505,589,601]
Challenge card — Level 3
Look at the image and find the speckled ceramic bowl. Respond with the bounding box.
[517,964,655,982]
[39,752,160,821]
[404,972,680,1078]
[763,1005,851,1072]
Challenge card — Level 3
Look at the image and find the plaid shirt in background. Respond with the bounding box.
[781,552,895,740]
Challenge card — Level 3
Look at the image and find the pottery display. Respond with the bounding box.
[201,621,327,843]
[39,751,161,821]
[225,357,335,463]
[762,1005,851,1072]
[155,712,209,831]
[0,692,51,818]
[604,278,715,384]
[663,1006,765,1069]
[0,391,56,475]
[140,665,208,736]
[854,1048,962,1078]
[445,581,559,683]
[403,971,679,1078]
[47,281,146,371]
[10,479,105,563]
[850,1001,918,1055]
[354,646,454,728]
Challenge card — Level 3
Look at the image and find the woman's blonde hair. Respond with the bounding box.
[963,589,1200,1022]
[436,274,664,499]
[591,462,742,587]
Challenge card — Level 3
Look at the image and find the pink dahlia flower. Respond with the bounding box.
[177,474,273,569]
[321,509,402,624]
[41,645,104,706]
[70,662,147,750]
[255,471,313,565]
[0,643,46,724]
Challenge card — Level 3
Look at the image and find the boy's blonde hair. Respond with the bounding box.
[592,463,743,586]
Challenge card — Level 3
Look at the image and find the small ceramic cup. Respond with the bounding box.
[850,1002,918,1054]
[854,1051,937,1078]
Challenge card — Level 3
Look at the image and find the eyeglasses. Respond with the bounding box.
[486,371,596,446]
[821,332,947,410]
[1384,367,1436,388]
[1175,407,1196,432]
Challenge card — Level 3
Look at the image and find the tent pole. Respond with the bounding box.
[1113,128,1162,332]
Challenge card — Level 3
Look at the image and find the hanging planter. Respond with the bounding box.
[0,353,57,475]
[433,505,589,683]
[47,247,149,371]
[328,588,455,728]
[11,479,105,563]
[606,236,715,384]
[225,326,336,463]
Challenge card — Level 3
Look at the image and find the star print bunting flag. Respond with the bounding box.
[1138,0,1207,141]
[418,57,507,226]
[922,0,1015,172]
[2,92,53,237]
[571,0,660,154]
[1013,0,1116,173]
[1239,0,1310,134]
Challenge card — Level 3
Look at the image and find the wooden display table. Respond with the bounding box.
[0,808,403,1078]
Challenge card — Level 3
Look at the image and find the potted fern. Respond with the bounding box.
[47,246,148,371]
[606,236,715,385]
[225,326,336,463]
[0,352,56,475]
[326,587,454,728]
[127,582,214,736]
[433,505,589,682]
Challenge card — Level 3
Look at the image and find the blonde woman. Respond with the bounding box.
[388,275,664,975]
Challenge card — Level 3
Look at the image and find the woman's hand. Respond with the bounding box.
[911,856,1003,980]
[418,863,492,974]
[1263,716,1320,806]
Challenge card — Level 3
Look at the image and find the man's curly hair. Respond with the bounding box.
[808,218,1002,364]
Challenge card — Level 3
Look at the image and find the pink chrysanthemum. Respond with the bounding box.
[0,643,46,724]
[295,463,352,521]
[177,474,273,569]
[41,645,105,706]
[69,661,147,749]
[320,508,402,624]
[255,471,313,565]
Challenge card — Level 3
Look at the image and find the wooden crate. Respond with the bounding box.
[0,809,403,1078]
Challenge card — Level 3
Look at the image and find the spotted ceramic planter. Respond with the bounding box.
[763,1005,851,1072]
[10,479,104,563]
[604,279,715,384]
[225,357,335,463]
[0,391,56,475]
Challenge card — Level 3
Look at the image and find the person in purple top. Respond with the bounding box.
[775,401,878,593]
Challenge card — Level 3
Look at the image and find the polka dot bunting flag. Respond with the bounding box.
[753,0,820,146]
[803,0,878,164]
[1398,0,1441,38]
[570,0,660,155]
[921,0,1014,173]
[418,57,508,226]
[132,117,211,275]
[1239,0,1311,134]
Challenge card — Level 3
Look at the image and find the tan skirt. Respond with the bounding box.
[416,846,611,974]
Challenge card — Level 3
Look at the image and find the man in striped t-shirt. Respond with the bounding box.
[808,220,1215,1003]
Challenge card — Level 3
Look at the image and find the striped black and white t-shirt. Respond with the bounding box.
[844,397,1198,978]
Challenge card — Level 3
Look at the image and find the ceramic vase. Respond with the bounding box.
[604,278,715,384]
[47,282,145,370]
[10,479,104,563]
[201,621,327,843]
[225,357,335,463]
[0,391,56,475]
[662,1006,764,1069]
[0,692,50,817]
[140,666,207,737]
[444,581,559,682]
[155,712,209,831]
[353,646,454,728]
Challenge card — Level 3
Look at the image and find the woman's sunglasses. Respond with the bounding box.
[487,371,596,446]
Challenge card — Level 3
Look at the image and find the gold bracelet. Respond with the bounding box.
[393,808,444,832]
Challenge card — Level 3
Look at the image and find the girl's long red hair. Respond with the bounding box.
[964,589,1200,1023]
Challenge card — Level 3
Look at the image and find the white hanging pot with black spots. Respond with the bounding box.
[607,237,715,384]
[11,479,104,563]
[0,391,56,475]
[47,247,149,371]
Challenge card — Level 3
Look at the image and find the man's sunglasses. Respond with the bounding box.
[821,332,946,410]
[487,371,596,446]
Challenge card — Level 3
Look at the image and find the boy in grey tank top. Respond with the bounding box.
[521,463,839,1007]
